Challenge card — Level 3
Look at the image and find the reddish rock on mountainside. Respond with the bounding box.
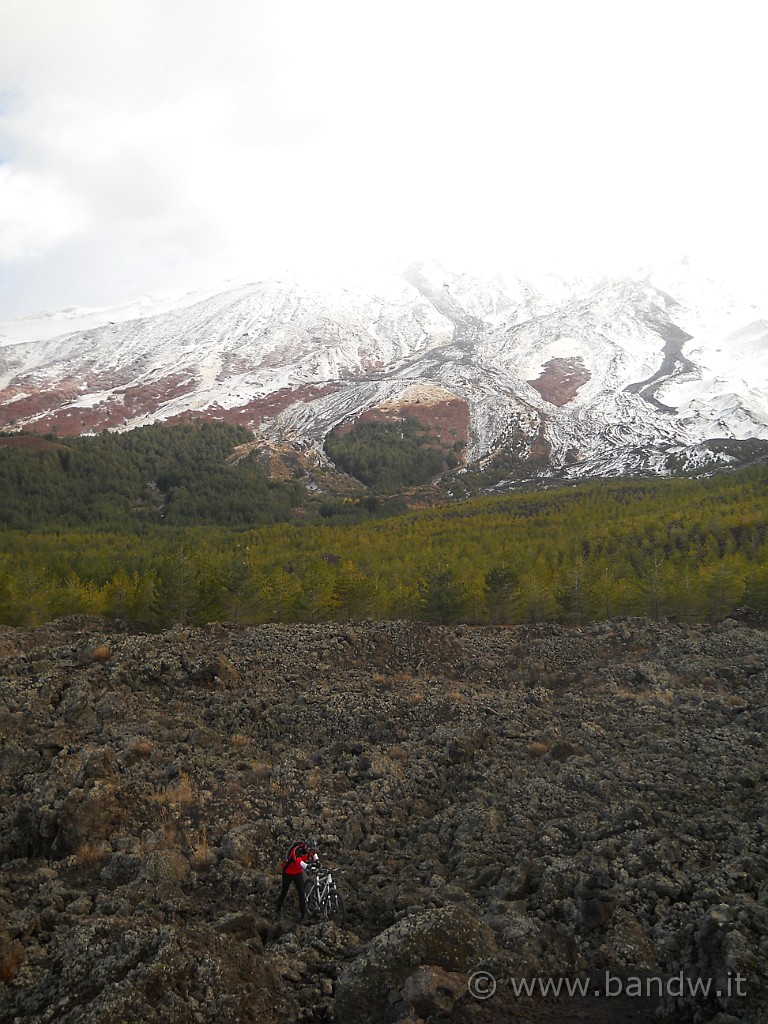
[528,356,591,406]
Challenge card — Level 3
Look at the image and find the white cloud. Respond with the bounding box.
[0,0,766,317]
[0,163,88,260]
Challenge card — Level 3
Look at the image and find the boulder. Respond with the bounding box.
[215,910,263,943]
[142,849,190,884]
[401,965,466,1018]
[334,905,495,1024]
[220,827,256,867]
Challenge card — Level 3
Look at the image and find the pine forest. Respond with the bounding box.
[0,422,767,628]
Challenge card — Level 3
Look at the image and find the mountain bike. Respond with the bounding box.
[305,862,346,925]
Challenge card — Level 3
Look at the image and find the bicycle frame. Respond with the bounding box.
[306,865,343,922]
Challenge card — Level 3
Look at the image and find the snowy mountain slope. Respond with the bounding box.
[0,278,257,346]
[1,260,767,485]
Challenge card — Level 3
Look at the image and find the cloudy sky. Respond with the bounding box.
[0,0,765,318]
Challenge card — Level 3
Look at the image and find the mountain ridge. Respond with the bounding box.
[1,260,767,490]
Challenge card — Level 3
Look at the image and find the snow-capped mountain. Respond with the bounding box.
[1,259,767,485]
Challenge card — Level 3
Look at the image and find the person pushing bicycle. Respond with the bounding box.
[275,837,319,922]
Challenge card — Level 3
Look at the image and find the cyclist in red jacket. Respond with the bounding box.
[275,837,318,921]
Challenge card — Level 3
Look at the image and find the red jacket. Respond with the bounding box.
[283,843,317,876]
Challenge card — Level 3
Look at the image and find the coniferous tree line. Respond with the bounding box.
[0,467,766,628]
[0,422,305,528]
[323,418,453,491]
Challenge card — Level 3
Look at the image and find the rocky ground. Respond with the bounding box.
[0,611,766,1024]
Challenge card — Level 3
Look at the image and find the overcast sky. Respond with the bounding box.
[0,0,765,319]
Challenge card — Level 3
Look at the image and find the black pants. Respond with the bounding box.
[276,871,306,918]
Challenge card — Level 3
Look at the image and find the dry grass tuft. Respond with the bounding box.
[388,745,409,761]
[139,808,184,852]
[446,686,468,702]
[190,827,216,871]
[154,771,195,808]
[74,841,111,870]
[528,740,554,758]
[0,934,24,983]
[614,688,653,702]
[614,688,674,705]
[393,671,421,686]
[126,738,152,760]
[250,762,272,784]
[580,672,605,691]
[726,694,748,708]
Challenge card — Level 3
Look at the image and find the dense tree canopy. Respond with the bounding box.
[1,465,767,628]
[324,418,449,492]
[0,422,305,528]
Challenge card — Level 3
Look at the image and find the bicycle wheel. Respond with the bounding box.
[326,887,346,926]
[305,882,321,917]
